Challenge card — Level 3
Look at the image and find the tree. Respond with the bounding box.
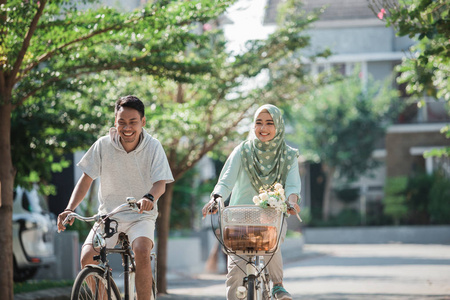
[368,0,450,157]
[0,0,234,297]
[289,73,400,221]
[369,0,449,100]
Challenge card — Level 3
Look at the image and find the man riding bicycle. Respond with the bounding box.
[57,95,174,300]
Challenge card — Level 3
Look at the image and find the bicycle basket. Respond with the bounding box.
[220,206,282,254]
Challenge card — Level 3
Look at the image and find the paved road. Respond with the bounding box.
[158,244,450,300]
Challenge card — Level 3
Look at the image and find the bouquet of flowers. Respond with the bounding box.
[252,183,287,214]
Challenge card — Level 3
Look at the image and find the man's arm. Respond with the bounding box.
[57,173,94,231]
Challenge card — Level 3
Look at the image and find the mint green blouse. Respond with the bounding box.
[212,143,301,206]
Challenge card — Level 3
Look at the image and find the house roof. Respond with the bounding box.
[264,0,380,25]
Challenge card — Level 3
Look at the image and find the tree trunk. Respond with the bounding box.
[0,102,15,300]
[204,241,220,273]
[155,182,174,295]
[321,164,335,222]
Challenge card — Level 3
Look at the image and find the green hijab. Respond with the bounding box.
[240,104,299,193]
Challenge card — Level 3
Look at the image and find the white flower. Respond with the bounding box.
[259,193,269,201]
[253,182,287,213]
[268,196,277,207]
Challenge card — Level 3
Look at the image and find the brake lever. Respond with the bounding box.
[126,197,140,212]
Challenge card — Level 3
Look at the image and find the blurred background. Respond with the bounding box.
[4,0,449,295]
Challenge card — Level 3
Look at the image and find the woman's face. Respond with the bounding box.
[254,111,276,142]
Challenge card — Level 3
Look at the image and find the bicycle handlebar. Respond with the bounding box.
[58,197,140,233]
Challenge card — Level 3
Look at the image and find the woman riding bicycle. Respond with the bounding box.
[202,104,301,300]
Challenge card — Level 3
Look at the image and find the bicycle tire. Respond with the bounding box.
[71,266,121,300]
[247,275,256,300]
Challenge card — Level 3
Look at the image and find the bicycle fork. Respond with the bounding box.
[236,257,260,300]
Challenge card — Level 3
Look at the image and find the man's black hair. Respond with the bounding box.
[115,95,145,118]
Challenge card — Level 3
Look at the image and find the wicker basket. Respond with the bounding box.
[221,206,282,253]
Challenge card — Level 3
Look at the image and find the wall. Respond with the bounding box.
[303,225,450,244]
[386,124,450,177]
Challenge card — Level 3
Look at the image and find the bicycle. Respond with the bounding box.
[61,197,157,300]
[209,195,287,300]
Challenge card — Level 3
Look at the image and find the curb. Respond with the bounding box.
[14,287,72,300]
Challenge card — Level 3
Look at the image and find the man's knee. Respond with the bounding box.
[132,237,153,259]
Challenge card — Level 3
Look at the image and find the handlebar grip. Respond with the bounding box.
[62,213,74,226]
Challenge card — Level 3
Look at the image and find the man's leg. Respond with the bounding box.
[80,244,109,299]
[132,237,153,300]
[80,244,99,268]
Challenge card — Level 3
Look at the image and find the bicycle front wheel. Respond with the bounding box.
[71,266,121,300]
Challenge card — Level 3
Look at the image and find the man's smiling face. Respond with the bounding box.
[115,106,146,150]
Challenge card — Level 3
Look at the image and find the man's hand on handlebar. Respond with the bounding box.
[137,198,154,213]
[57,210,74,232]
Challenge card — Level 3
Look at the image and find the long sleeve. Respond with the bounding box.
[284,160,301,202]
[212,145,242,201]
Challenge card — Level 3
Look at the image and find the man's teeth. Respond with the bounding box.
[124,132,133,136]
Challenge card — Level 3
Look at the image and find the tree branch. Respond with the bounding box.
[12,60,170,109]
[174,102,253,179]
[10,0,47,88]
[18,15,147,80]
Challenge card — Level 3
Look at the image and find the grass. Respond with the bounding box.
[286,229,302,238]
[14,279,74,294]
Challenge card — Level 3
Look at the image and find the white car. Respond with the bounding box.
[12,186,57,282]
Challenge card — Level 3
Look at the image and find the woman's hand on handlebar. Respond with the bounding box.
[57,210,74,232]
[202,201,217,217]
[286,194,300,216]
[202,194,221,217]
[287,202,300,215]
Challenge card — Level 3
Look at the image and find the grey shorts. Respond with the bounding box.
[83,218,155,249]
